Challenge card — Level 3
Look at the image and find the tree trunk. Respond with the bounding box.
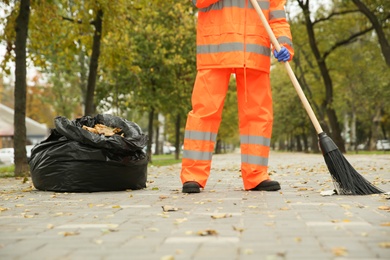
[79,40,87,113]
[14,0,30,177]
[154,113,160,155]
[215,139,221,154]
[85,9,103,116]
[147,109,154,162]
[174,114,181,160]
[352,0,390,67]
[298,1,346,152]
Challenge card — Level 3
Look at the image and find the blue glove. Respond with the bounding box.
[273,47,290,62]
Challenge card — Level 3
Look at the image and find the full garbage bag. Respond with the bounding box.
[29,114,148,192]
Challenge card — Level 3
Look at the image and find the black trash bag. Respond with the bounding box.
[29,114,148,192]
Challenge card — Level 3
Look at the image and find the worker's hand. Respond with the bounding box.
[273,47,290,62]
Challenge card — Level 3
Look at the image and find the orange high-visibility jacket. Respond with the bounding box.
[193,0,294,72]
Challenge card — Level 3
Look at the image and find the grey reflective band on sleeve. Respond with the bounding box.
[270,10,286,20]
[277,36,293,48]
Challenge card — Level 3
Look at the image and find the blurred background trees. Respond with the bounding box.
[0,0,389,175]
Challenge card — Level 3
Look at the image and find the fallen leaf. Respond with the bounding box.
[380,222,390,227]
[243,249,253,255]
[211,213,232,219]
[378,206,390,211]
[379,242,390,248]
[197,229,218,236]
[47,224,54,229]
[232,226,244,233]
[112,205,121,209]
[0,207,9,212]
[160,255,174,260]
[162,205,179,212]
[332,247,348,256]
[320,190,336,196]
[159,195,169,200]
[59,231,80,237]
[174,218,187,224]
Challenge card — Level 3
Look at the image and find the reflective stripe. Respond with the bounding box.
[183,150,213,161]
[241,154,269,166]
[240,135,271,146]
[197,42,243,54]
[199,0,269,12]
[249,1,270,10]
[199,0,245,12]
[270,10,286,20]
[185,130,217,142]
[198,43,270,56]
[246,44,271,56]
[277,36,293,48]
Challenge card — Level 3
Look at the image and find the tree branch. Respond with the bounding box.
[323,26,374,60]
[313,10,360,26]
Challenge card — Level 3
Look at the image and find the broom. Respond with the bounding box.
[249,0,383,195]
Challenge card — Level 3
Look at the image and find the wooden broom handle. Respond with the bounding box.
[249,0,323,134]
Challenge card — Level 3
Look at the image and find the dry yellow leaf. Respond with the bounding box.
[378,206,390,211]
[379,242,390,248]
[233,226,244,232]
[197,229,218,236]
[59,231,80,237]
[332,247,348,256]
[174,218,187,224]
[380,222,390,227]
[112,205,121,209]
[211,213,232,219]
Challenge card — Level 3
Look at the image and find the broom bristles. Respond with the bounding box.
[324,149,384,195]
[319,132,383,195]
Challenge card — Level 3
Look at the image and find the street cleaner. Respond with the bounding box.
[180,0,294,193]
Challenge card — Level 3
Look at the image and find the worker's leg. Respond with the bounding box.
[180,68,231,188]
[235,68,273,190]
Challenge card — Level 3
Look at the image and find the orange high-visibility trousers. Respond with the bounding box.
[181,68,273,190]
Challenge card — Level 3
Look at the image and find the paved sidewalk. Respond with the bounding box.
[0,151,389,260]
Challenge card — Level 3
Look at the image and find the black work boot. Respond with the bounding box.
[182,181,201,193]
[250,180,281,191]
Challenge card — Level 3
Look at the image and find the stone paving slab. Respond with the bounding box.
[0,151,389,260]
